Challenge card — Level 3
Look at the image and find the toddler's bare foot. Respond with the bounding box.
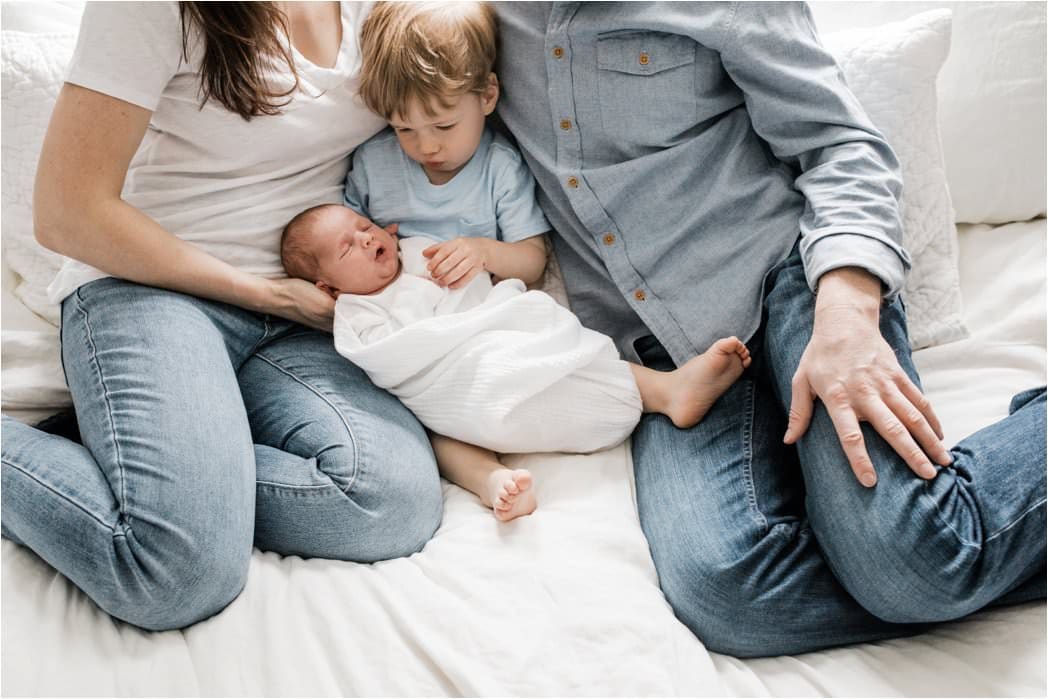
[487,468,536,522]
[666,336,751,429]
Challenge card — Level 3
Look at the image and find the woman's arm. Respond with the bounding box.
[34,84,336,330]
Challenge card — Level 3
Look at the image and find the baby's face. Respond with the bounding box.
[311,207,400,296]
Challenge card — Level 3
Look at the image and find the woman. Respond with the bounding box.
[0,1,443,631]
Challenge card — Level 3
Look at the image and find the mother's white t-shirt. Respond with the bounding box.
[47,1,386,303]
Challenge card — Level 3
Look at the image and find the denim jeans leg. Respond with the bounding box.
[762,249,1047,624]
[1,279,260,630]
[633,335,912,657]
[239,328,442,562]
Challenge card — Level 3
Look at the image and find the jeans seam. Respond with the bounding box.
[74,292,129,525]
[741,377,769,533]
[2,458,117,535]
[252,353,360,496]
[985,497,1047,543]
[255,479,332,491]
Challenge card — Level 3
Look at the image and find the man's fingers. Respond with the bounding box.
[825,405,878,487]
[883,384,952,466]
[783,376,814,445]
[896,374,946,441]
[859,397,938,479]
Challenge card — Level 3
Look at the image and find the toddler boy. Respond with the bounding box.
[282,2,750,521]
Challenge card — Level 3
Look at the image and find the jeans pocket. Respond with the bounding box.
[596,31,698,146]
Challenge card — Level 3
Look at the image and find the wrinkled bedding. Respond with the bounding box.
[2,220,1045,696]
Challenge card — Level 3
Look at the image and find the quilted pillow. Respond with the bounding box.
[824,10,967,349]
[812,1,1047,225]
[1,30,78,327]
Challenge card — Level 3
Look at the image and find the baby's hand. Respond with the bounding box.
[422,238,491,289]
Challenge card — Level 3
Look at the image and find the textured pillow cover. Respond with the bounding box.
[1,30,77,327]
[824,10,967,349]
[812,1,1047,225]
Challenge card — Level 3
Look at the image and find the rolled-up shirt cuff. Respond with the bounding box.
[800,231,911,300]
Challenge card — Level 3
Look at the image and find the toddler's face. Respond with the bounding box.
[390,74,498,185]
[311,207,400,297]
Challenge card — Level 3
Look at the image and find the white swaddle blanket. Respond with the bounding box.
[333,237,642,453]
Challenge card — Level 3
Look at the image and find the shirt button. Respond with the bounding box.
[634,289,646,301]
[639,52,650,66]
[602,233,615,246]
[559,119,572,130]
[552,46,564,58]
[567,176,579,188]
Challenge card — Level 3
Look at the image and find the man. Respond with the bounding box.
[493,1,1046,657]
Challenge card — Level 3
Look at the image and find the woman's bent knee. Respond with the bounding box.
[110,541,251,631]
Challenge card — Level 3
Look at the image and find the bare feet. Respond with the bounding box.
[487,468,536,522]
[665,336,751,429]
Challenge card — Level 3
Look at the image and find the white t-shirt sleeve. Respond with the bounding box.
[492,149,550,243]
[66,1,184,111]
[343,148,371,216]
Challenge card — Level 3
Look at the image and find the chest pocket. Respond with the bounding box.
[596,32,698,147]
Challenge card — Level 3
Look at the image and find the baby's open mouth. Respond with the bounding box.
[375,245,386,260]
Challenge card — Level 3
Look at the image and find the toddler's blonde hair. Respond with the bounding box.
[358,1,498,120]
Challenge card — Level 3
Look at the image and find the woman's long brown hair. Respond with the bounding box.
[179,2,301,120]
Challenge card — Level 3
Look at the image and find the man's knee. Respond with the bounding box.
[653,545,800,657]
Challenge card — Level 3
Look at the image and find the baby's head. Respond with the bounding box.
[281,204,400,297]
[358,2,499,182]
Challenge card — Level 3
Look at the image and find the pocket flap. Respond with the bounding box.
[597,32,696,76]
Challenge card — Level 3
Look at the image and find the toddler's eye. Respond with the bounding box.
[436,124,456,131]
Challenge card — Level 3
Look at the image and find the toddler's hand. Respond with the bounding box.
[423,238,490,289]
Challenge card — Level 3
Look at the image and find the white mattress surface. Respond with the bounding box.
[2,220,1046,696]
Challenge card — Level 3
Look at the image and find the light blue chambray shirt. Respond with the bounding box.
[493,1,911,366]
[344,127,549,243]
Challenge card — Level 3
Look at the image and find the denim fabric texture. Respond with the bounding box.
[633,247,1046,656]
[494,2,911,366]
[493,1,1048,656]
[2,278,442,630]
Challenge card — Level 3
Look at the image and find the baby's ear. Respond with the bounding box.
[316,280,340,300]
[384,222,399,237]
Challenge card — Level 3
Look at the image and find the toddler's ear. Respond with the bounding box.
[482,73,499,115]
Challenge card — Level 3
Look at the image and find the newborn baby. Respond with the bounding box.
[281,203,750,521]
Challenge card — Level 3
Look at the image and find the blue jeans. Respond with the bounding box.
[1,278,442,631]
[633,246,1047,657]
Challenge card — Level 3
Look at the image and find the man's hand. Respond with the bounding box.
[423,237,491,288]
[783,267,952,487]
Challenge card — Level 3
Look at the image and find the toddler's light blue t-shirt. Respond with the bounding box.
[343,127,549,243]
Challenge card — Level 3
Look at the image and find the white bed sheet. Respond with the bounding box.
[2,219,1045,696]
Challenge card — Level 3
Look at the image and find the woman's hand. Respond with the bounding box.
[265,277,336,332]
[783,267,952,487]
[423,237,491,288]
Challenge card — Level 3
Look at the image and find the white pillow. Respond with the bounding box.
[824,10,967,349]
[811,1,1047,225]
[1,30,78,327]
